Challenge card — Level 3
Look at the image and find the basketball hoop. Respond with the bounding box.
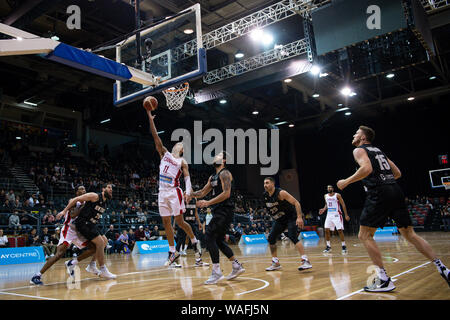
[162,82,189,111]
[444,182,450,191]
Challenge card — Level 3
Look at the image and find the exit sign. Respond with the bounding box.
[439,155,448,165]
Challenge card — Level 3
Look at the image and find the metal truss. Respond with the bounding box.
[171,0,330,62]
[203,39,308,84]
[420,0,450,12]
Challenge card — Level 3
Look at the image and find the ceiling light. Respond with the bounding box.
[429,76,436,80]
[284,78,292,83]
[310,65,321,76]
[16,137,22,140]
[219,99,227,104]
[407,97,415,101]
[262,33,273,45]
[345,112,352,116]
[100,119,111,124]
[319,72,328,78]
[312,93,320,98]
[274,121,288,125]
[235,51,244,59]
[183,28,194,34]
[338,103,343,107]
[252,111,259,115]
[386,73,395,79]
[337,107,350,112]
[289,124,294,128]
[23,101,38,106]
[157,131,165,134]
[349,92,357,97]
[250,29,263,41]
[274,117,280,120]
[341,87,352,96]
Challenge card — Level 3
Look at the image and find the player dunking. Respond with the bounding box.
[337,126,450,291]
[145,108,201,266]
[30,186,102,285]
[263,177,312,271]
[188,151,245,285]
[319,185,350,254]
[59,183,116,279]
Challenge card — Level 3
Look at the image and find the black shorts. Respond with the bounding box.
[360,183,412,229]
[268,218,298,245]
[206,207,234,239]
[75,219,101,241]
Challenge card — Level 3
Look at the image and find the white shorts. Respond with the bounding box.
[58,221,88,249]
[158,187,186,217]
[324,214,344,231]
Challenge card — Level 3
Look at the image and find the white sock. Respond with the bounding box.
[232,259,240,268]
[71,258,78,265]
[169,246,175,253]
[191,237,197,244]
[213,263,221,273]
[100,265,107,271]
[342,241,346,246]
[301,255,308,261]
[36,272,41,276]
[377,267,389,281]
[326,241,331,247]
[89,261,96,267]
[272,257,279,264]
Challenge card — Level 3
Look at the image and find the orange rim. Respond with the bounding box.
[163,82,189,93]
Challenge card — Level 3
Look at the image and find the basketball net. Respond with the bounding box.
[162,82,189,111]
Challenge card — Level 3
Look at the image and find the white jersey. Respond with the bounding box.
[159,151,183,190]
[325,193,342,216]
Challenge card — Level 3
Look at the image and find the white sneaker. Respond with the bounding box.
[266,262,282,271]
[180,250,187,256]
[50,254,55,257]
[204,270,224,285]
[169,262,182,268]
[195,259,209,267]
[364,277,395,292]
[226,263,245,280]
[99,267,117,279]
[65,259,76,277]
[106,244,112,250]
[298,259,312,271]
[194,241,202,259]
[86,263,101,275]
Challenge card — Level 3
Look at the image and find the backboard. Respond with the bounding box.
[113,3,206,107]
[429,168,450,189]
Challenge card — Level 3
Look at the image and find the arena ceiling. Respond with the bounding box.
[0,0,450,137]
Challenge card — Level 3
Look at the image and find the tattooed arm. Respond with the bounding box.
[197,170,232,208]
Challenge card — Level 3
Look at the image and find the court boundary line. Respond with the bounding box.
[336,261,431,300]
[0,291,59,300]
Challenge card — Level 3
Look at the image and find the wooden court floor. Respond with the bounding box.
[0,232,449,300]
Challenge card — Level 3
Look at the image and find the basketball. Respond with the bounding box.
[143,96,158,111]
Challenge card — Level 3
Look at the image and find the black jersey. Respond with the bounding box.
[263,188,296,221]
[184,198,197,222]
[358,144,396,191]
[210,168,234,209]
[77,192,107,224]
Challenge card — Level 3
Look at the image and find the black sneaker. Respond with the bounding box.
[364,277,396,292]
[342,246,348,255]
[30,274,43,285]
[438,266,450,288]
[167,251,180,266]
[323,246,331,253]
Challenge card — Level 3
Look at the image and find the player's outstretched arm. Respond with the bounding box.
[181,160,193,196]
[337,148,373,190]
[58,193,99,218]
[279,190,304,229]
[197,171,232,208]
[190,176,213,200]
[146,110,167,158]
